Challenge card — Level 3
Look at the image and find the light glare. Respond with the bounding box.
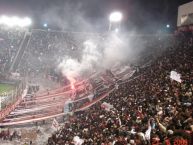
[109,12,122,22]
[43,23,48,27]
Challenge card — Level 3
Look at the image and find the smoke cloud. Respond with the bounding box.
[41,1,147,84]
[58,39,101,79]
[58,32,146,84]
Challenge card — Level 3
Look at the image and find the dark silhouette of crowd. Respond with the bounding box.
[47,34,193,145]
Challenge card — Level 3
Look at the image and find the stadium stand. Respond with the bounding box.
[47,34,193,145]
[0,27,192,145]
[0,27,25,74]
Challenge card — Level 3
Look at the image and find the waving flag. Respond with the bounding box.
[51,118,59,130]
[170,71,182,83]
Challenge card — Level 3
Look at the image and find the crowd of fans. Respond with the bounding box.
[0,27,25,74]
[0,129,21,141]
[0,26,192,144]
[47,34,193,145]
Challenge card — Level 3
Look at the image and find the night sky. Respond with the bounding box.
[0,0,192,33]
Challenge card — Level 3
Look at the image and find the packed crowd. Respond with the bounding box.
[0,27,192,144]
[0,27,25,73]
[0,129,21,141]
[47,34,193,145]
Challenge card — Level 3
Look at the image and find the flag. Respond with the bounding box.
[145,125,152,141]
[170,71,182,83]
[51,118,59,130]
[87,94,94,102]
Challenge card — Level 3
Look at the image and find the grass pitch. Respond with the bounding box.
[0,83,15,94]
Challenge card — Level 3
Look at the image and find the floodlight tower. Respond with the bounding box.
[109,11,122,32]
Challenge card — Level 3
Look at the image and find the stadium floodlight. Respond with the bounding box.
[19,17,32,27]
[24,17,32,26]
[115,28,119,33]
[108,12,122,31]
[109,12,122,22]
[166,24,170,28]
[0,15,32,27]
[0,15,11,26]
[43,23,48,27]
[12,17,21,27]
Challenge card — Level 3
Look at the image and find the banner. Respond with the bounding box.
[51,118,59,130]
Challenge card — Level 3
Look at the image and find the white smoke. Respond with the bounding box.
[103,34,127,67]
[58,39,102,84]
[58,32,145,84]
[44,2,146,84]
